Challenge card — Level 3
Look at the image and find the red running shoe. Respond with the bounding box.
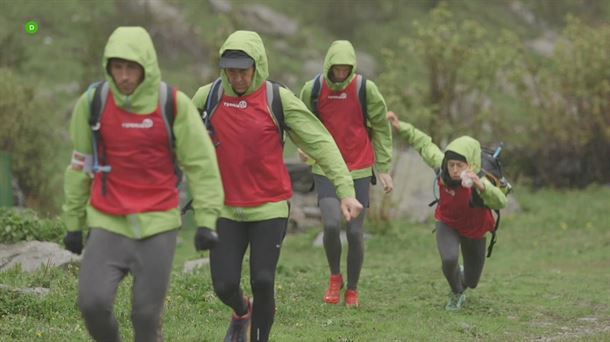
[323,274,344,304]
[345,289,359,308]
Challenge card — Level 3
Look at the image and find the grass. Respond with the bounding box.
[1,186,609,341]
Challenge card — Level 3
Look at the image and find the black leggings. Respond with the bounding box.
[435,221,486,295]
[210,217,287,342]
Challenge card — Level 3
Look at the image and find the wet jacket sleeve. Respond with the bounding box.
[478,178,507,210]
[396,121,444,170]
[365,81,392,173]
[284,88,355,199]
[62,92,93,232]
[174,91,223,229]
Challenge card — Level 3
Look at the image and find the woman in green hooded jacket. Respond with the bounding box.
[387,111,507,311]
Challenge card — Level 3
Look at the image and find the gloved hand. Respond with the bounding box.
[194,227,218,251]
[64,231,83,255]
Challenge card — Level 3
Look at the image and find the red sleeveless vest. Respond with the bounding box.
[317,77,375,171]
[90,93,179,215]
[434,179,495,239]
[212,85,292,206]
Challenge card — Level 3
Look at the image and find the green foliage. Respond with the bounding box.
[379,4,520,144]
[511,17,610,187]
[0,208,65,243]
[1,187,609,340]
[0,69,65,211]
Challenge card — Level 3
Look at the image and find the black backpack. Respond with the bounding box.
[88,81,180,195]
[429,143,512,257]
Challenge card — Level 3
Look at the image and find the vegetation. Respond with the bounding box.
[0,1,608,209]
[1,187,609,340]
[0,208,64,244]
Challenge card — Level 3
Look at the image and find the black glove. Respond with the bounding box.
[194,227,218,251]
[64,231,83,255]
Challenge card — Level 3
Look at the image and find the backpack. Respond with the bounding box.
[309,73,377,185]
[200,77,288,146]
[88,81,181,195]
[429,143,512,257]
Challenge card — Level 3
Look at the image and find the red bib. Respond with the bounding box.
[90,93,179,215]
[317,76,375,170]
[212,85,292,206]
[434,179,495,239]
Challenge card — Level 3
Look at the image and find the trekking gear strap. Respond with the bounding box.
[89,81,111,194]
[265,80,288,145]
[487,209,501,257]
[310,74,323,117]
[158,82,182,186]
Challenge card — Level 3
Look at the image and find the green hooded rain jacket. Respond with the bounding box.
[63,26,224,238]
[192,31,355,222]
[299,40,393,180]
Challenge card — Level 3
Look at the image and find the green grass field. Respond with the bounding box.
[1,186,609,341]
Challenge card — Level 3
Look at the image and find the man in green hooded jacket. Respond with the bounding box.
[62,26,223,341]
[299,40,394,307]
[192,30,362,342]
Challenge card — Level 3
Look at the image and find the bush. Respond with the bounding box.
[0,208,65,244]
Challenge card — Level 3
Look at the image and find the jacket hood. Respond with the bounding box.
[445,136,482,172]
[103,26,160,114]
[323,40,357,91]
[219,30,268,96]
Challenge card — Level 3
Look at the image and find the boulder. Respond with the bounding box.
[0,241,80,273]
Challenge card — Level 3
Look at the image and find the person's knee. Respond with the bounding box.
[131,304,161,326]
[440,255,459,269]
[213,279,240,301]
[79,291,113,318]
[250,270,274,294]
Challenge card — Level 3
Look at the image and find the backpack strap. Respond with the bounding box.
[266,80,288,145]
[487,209,501,257]
[200,78,224,147]
[88,81,111,194]
[356,74,368,127]
[158,81,182,186]
[310,73,323,117]
[202,78,223,127]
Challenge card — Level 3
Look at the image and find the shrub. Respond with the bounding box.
[0,208,65,244]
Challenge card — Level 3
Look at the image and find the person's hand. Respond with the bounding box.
[377,172,394,193]
[63,231,83,255]
[461,170,485,192]
[194,227,219,251]
[386,111,401,131]
[340,197,363,221]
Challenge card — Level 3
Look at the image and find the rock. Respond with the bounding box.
[356,51,378,78]
[0,241,80,273]
[183,258,210,273]
[238,4,298,37]
[208,0,231,13]
[0,284,50,297]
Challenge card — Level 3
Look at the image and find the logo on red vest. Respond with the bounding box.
[327,93,347,100]
[444,187,456,196]
[121,118,154,129]
[223,100,248,109]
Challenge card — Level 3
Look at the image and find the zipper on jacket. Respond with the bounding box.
[128,214,142,239]
[234,207,245,221]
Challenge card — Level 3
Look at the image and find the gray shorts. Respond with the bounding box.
[313,174,370,208]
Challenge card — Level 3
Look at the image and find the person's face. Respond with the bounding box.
[225,67,255,95]
[446,159,469,180]
[108,58,144,96]
[330,65,352,83]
